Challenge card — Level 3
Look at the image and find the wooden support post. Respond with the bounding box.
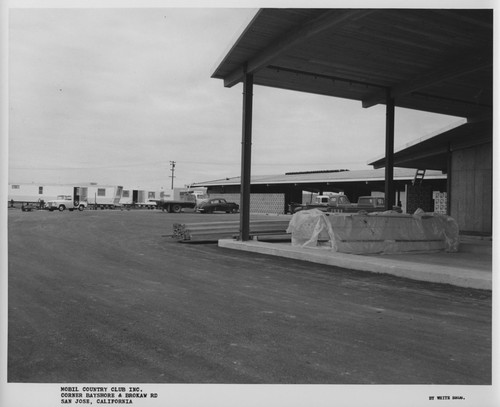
[446,143,452,216]
[384,92,395,210]
[240,72,253,241]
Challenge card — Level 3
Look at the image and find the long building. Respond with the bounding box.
[191,167,447,215]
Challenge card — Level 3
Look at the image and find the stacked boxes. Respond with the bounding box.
[433,191,447,214]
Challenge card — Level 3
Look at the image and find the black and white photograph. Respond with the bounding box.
[1,1,497,406]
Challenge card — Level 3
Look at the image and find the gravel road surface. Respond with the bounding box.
[8,209,491,384]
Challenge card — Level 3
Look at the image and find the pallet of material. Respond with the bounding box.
[172,220,290,242]
[287,210,460,254]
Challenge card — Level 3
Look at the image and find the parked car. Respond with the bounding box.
[197,198,239,214]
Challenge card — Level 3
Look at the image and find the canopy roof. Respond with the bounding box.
[212,9,493,120]
[369,119,493,171]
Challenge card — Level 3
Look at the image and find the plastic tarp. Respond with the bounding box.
[286,209,459,254]
[286,209,337,249]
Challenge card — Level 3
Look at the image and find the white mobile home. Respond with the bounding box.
[8,183,123,209]
[120,188,162,206]
[84,184,123,209]
[8,183,80,204]
[120,188,148,206]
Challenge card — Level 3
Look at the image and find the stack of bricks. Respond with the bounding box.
[210,193,286,215]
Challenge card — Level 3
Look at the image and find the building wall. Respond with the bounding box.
[450,142,492,235]
[406,185,434,214]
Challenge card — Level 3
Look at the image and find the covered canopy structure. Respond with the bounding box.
[212,8,493,240]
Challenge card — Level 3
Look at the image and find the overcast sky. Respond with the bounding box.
[8,6,465,190]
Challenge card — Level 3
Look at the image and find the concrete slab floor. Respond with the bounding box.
[218,239,492,291]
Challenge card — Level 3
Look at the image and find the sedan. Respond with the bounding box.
[197,198,239,214]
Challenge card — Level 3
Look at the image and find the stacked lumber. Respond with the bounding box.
[172,220,290,242]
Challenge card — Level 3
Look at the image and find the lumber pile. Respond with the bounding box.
[172,220,290,242]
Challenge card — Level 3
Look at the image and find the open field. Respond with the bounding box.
[7,209,491,384]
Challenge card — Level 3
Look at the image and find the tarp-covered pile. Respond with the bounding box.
[286,209,459,254]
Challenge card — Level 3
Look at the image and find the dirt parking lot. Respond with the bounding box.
[7,208,491,384]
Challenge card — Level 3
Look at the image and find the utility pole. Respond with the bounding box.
[169,161,176,189]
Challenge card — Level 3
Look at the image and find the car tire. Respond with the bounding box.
[172,204,182,213]
[78,205,85,211]
[58,205,65,211]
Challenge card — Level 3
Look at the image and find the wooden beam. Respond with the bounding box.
[466,110,493,124]
[224,9,375,88]
[362,48,492,108]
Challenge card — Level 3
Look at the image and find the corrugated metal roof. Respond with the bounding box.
[192,168,445,187]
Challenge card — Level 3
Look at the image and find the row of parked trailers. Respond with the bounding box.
[7,183,207,209]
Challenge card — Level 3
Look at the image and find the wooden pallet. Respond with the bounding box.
[172,220,290,242]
